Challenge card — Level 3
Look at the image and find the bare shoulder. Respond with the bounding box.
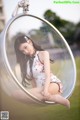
[39,50,49,57]
[39,51,49,63]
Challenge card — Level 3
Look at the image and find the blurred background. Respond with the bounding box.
[0,0,80,120]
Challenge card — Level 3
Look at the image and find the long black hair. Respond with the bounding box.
[14,34,54,86]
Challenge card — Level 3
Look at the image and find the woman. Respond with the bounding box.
[14,34,70,108]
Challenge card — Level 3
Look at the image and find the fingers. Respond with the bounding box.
[41,91,51,101]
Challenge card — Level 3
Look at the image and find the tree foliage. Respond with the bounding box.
[43,9,79,45]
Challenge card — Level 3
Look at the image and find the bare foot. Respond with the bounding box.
[66,99,70,109]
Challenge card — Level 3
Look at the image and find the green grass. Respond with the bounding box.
[0,57,80,120]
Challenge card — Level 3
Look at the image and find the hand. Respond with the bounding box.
[41,90,51,101]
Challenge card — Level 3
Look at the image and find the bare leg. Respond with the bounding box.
[11,87,44,104]
[11,89,36,104]
[27,87,44,101]
[48,94,70,108]
[12,87,70,108]
[28,90,70,108]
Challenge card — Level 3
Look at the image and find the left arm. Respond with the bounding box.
[41,51,51,96]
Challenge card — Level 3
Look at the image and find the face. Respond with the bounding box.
[19,40,34,56]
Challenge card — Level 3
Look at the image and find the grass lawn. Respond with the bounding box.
[0,57,80,120]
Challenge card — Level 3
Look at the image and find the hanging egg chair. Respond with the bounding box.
[0,0,76,105]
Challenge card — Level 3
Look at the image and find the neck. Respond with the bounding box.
[30,49,36,57]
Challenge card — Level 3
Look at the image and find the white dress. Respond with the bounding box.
[27,51,63,93]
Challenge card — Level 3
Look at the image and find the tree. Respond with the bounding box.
[74,22,80,49]
[43,9,76,45]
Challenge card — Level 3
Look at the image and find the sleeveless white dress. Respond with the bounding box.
[27,51,63,93]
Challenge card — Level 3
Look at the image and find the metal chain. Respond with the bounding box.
[12,0,29,17]
[18,0,29,13]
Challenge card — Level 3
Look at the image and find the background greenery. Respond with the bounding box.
[43,10,80,47]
